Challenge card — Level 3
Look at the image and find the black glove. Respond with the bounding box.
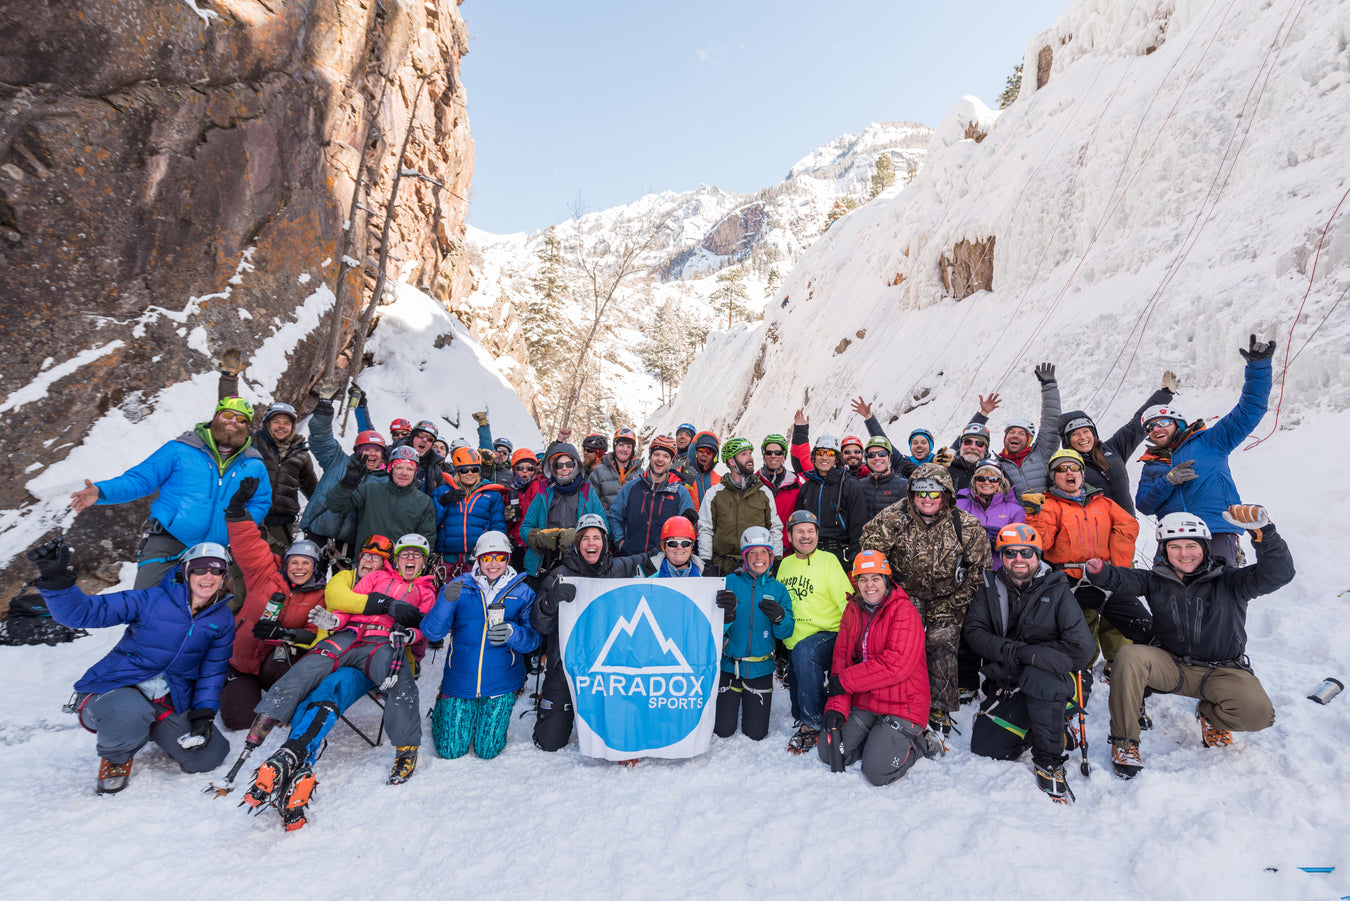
[1016,644,1073,673]
[536,594,558,618]
[1034,362,1056,385]
[715,589,737,624]
[822,709,846,732]
[825,673,846,697]
[438,487,466,507]
[313,397,334,415]
[553,582,577,605]
[340,456,366,489]
[683,510,699,529]
[252,619,285,641]
[27,537,72,583]
[1165,460,1197,486]
[177,708,216,750]
[388,600,424,629]
[224,476,260,521]
[362,591,398,617]
[758,596,785,624]
[1238,333,1276,362]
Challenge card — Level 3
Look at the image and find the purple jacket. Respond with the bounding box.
[956,488,1026,570]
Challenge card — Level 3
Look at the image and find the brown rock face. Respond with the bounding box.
[701,203,766,257]
[940,237,996,300]
[0,0,473,596]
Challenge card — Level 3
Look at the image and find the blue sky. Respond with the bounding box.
[461,1,1071,235]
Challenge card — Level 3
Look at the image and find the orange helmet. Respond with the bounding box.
[660,515,696,544]
[841,435,864,452]
[510,448,538,468]
[648,434,678,458]
[851,549,892,579]
[450,446,480,469]
[995,523,1042,553]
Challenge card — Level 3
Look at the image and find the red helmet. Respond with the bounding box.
[389,418,412,434]
[995,523,1042,553]
[851,549,892,579]
[648,434,678,458]
[841,435,864,452]
[354,430,387,450]
[661,515,697,544]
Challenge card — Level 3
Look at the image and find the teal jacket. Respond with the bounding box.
[721,568,794,679]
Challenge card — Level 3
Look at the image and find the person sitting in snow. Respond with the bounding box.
[1136,334,1276,565]
[28,538,233,794]
[818,551,931,786]
[1084,505,1294,780]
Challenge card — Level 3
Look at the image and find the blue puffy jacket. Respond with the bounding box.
[299,401,351,534]
[609,469,694,556]
[721,568,794,680]
[432,483,507,559]
[1136,358,1271,537]
[95,425,271,547]
[420,568,540,698]
[42,571,234,713]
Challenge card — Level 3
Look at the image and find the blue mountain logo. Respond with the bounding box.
[589,596,692,675]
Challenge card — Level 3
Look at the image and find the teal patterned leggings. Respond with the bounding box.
[431,694,518,759]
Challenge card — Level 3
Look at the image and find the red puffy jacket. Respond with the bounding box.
[826,585,929,727]
[227,518,326,676]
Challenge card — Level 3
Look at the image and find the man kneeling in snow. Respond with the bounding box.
[1084,505,1294,780]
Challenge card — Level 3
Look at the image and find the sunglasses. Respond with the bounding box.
[553,460,576,470]
[961,438,987,447]
[1000,547,1037,559]
[1053,463,1083,473]
[865,450,889,459]
[477,552,509,564]
[391,430,411,438]
[813,449,835,457]
[216,409,250,423]
[1147,419,1176,431]
[664,539,694,549]
[457,466,481,474]
[913,490,944,500]
[762,449,785,457]
[186,562,227,576]
[974,475,1001,483]
[514,463,536,472]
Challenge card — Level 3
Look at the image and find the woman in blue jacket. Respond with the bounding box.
[28,538,234,794]
[422,531,540,759]
[433,447,507,580]
[715,527,795,741]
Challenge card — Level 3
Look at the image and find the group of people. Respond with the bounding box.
[28,333,1294,822]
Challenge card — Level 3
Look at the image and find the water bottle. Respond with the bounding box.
[262,592,285,622]
[1308,677,1343,705]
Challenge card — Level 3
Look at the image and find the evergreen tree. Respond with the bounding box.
[709,264,750,327]
[998,62,1023,109]
[823,197,860,232]
[867,154,896,201]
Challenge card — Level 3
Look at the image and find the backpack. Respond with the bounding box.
[0,584,89,647]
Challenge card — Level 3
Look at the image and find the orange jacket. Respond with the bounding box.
[227,518,327,675]
[1027,487,1139,576]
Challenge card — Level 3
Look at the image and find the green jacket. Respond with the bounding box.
[697,473,782,574]
[325,476,436,551]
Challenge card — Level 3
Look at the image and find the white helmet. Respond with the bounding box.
[181,542,230,577]
[1157,513,1211,543]
[813,434,841,453]
[1005,417,1035,437]
[474,530,512,558]
[575,513,608,536]
[740,526,775,552]
[1141,405,1186,429]
[393,534,431,558]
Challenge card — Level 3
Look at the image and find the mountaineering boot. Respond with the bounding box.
[279,763,317,832]
[958,686,978,706]
[787,725,820,755]
[1197,706,1233,748]
[1139,700,1153,731]
[1034,764,1074,804]
[387,746,418,785]
[97,756,134,795]
[927,708,960,753]
[242,746,300,811]
[1112,741,1143,780]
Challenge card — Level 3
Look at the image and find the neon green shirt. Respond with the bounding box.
[776,551,851,649]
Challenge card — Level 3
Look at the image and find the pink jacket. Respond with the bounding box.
[333,564,438,644]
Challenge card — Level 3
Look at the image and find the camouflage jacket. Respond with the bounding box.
[859,464,991,626]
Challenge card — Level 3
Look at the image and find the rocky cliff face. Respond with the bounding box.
[0,0,473,595]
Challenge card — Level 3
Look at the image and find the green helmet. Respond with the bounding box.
[720,437,753,465]
[761,433,788,453]
[864,436,893,454]
[216,395,254,420]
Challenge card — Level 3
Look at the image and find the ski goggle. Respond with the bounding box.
[477,552,510,564]
[1000,547,1037,559]
[913,490,944,499]
[664,539,694,549]
[1053,462,1083,474]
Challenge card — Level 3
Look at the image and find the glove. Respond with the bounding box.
[1165,460,1197,486]
[27,537,71,582]
[488,621,514,646]
[472,411,489,427]
[340,456,366,489]
[177,708,215,750]
[533,528,564,551]
[933,447,955,466]
[388,600,425,629]
[313,397,334,416]
[758,596,785,624]
[553,582,577,604]
[307,606,340,630]
[440,582,464,604]
[715,589,737,624]
[1019,492,1044,515]
[558,528,576,549]
[225,476,260,520]
[1238,333,1276,362]
[825,673,846,697]
[1161,369,1181,394]
[1034,362,1056,385]
[683,510,698,529]
[315,372,345,399]
[362,591,398,617]
[822,709,846,732]
[438,487,466,507]
[252,619,285,641]
[1223,504,1270,530]
[1016,644,1073,673]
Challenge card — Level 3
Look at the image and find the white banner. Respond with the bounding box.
[558,577,725,760]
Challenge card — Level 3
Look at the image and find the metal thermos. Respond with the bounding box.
[1307,677,1343,705]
